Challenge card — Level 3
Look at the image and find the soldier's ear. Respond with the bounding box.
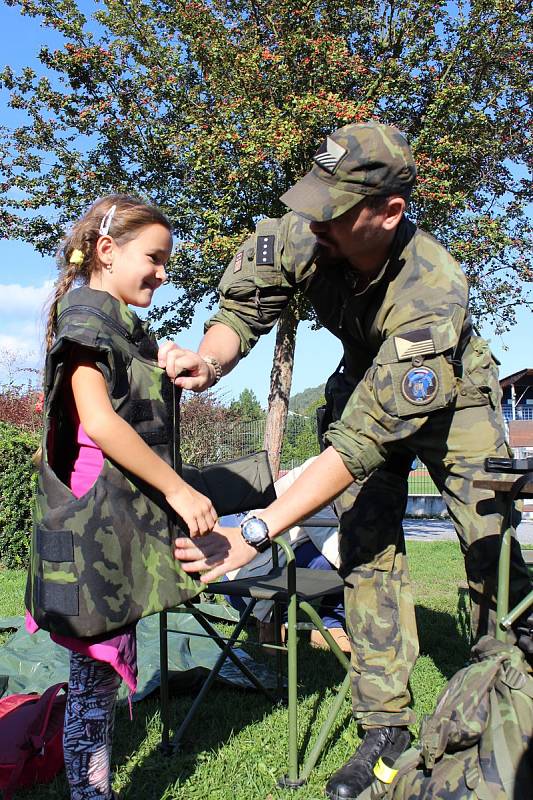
[381,196,405,231]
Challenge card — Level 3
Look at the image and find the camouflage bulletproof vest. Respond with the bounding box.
[358,637,533,800]
[25,286,201,638]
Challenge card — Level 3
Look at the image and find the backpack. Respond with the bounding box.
[357,636,533,799]
[0,682,67,799]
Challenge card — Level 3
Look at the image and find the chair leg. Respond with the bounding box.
[496,520,512,641]
[278,578,306,788]
[289,601,352,783]
[171,601,277,751]
[299,601,351,671]
[190,601,278,700]
[272,597,285,699]
[299,672,351,782]
[159,611,171,754]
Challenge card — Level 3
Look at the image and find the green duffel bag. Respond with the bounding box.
[357,636,533,799]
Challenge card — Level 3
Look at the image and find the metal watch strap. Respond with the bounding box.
[203,355,222,386]
[251,536,271,553]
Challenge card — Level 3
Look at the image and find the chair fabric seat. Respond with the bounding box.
[207,567,344,602]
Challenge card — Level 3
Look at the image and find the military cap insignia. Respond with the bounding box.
[234,251,243,273]
[394,328,435,361]
[313,136,348,175]
[401,366,439,405]
[256,235,275,266]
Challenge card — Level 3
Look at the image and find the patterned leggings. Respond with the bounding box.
[63,651,121,800]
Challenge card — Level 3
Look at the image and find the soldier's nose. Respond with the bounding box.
[309,220,327,234]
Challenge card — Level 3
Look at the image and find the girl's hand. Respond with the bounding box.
[174,525,256,583]
[166,483,218,537]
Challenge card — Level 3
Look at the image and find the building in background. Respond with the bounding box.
[500,370,533,459]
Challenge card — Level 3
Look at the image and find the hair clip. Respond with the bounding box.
[69,249,85,265]
[99,204,117,236]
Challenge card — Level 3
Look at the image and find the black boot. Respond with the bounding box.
[516,611,533,662]
[325,726,411,799]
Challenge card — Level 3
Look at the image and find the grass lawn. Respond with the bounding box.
[0,541,473,799]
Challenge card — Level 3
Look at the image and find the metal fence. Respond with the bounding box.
[181,413,321,473]
[181,415,439,495]
[502,405,533,421]
[408,459,439,496]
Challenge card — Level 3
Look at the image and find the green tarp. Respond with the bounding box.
[0,605,279,703]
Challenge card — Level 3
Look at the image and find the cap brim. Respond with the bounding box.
[280,171,366,222]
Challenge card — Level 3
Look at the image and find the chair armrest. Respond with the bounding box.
[273,537,296,565]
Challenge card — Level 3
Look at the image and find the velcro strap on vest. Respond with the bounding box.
[37,576,79,616]
[36,527,74,562]
[140,428,168,446]
[125,400,154,424]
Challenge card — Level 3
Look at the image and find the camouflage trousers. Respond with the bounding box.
[337,401,532,730]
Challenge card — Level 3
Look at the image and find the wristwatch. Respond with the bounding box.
[240,516,271,553]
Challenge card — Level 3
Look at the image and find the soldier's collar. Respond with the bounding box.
[58,286,147,344]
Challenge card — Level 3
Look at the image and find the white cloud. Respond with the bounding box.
[0,280,54,318]
[0,285,50,384]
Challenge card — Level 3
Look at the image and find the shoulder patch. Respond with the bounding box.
[394,328,435,361]
[256,235,275,267]
[234,251,243,273]
[401,365,439,405]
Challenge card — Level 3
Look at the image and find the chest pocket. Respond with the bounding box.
[455,336,500,410]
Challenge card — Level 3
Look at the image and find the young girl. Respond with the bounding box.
[26,195,217,800]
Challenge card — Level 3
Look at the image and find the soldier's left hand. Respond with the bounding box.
[174,525,256,583]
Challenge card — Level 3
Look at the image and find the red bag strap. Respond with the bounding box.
[3,682,68,800]
[28,682,68,745]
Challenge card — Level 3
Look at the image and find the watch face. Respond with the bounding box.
[242,517,268,544]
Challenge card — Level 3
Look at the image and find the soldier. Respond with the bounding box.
[163,122,532,799]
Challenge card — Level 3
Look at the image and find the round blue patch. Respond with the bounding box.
[401,366,439,405]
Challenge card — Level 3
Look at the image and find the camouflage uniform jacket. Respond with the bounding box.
[26,286,201,638]
[207,212,501,481]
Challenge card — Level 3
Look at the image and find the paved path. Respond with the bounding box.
[404,518,533,545]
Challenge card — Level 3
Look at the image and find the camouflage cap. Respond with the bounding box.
[280,122,416,222]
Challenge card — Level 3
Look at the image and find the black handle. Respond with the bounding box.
[485,456,533,474]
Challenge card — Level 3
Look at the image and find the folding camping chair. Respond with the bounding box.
[159,451,351,787]
[476,456,533,641]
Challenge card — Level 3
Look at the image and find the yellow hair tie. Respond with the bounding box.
[373,757,398,784]
[69,249,85,265]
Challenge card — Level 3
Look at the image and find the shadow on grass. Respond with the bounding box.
[114,638,350,799]
[415,601,471,680]
[113,684,274,799]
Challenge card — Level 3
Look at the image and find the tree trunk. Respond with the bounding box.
[263,304,299,479]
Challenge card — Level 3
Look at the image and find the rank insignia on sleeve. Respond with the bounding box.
[394,328,435,360]
[401,366,439,405]
[234,251,243,273]
[256,235,275,266]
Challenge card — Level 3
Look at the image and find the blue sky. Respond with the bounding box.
[0,2,531,405]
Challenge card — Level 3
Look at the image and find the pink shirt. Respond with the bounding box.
[69,421,105,499]
[26,422,137,693]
